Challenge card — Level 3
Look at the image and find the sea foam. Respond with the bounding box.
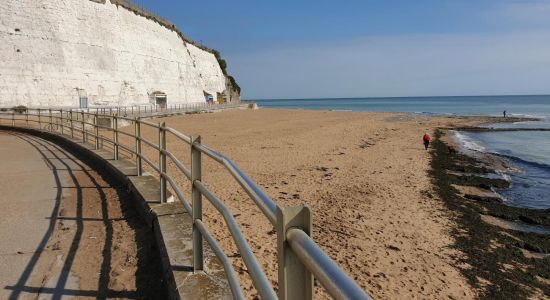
[451,130,486,152]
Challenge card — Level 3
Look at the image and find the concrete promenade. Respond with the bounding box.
[0,131,67,298]
[0,130,165,299]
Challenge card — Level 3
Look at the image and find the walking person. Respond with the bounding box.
[423,131,431,150]
[503,110,507,118]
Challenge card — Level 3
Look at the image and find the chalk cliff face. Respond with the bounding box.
[0,0,238,107]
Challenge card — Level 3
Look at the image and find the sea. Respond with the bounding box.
[255,95,550,209]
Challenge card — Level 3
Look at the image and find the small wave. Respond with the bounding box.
[417,111,456,116]
[452,131,486,152]
[509,113,550,119]
[500,172,512,182]
[489,152,550,172]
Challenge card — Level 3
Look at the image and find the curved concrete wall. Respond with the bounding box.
[0,0,229,107]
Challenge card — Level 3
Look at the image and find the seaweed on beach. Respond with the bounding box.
[429,129,550,299]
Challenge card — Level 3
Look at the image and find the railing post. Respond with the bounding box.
[159,122,167,203]
[191,135,203,271]
[113,116,119,160]
[49,109,53,132]
[94,114,99,149]
[277,205,313,300]
[25,111,29,127]
[81,111,86,143]
[38,109,41,129]
[11,111,14,127]
[70,110,74,138]
[135,118,142,176]
[60,109,64,135]
[55,110,61,131]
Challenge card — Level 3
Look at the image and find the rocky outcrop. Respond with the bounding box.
[0,0,239,107]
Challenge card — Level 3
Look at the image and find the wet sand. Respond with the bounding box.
[120,109,493,298]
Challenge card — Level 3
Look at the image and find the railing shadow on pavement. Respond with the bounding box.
[3,131,165,299]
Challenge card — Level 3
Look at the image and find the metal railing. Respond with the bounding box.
[0,108,371,300]
[23,102,247,117]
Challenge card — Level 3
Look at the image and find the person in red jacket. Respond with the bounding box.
[423,131,431,150]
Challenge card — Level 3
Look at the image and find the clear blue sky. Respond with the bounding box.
[130,0,550,99]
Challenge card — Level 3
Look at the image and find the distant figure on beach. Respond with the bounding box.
[503,110,507,118]
[423,132,431,150]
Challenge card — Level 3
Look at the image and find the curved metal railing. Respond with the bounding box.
[0,108,371,300]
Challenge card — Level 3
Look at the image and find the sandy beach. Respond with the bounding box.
[120,109,493,298]
[120,108,493,299]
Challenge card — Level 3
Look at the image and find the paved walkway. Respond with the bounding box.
[0,131,69,299]
[0,130,164,299]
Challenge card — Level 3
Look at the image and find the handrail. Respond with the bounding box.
[163,150,192,180]
[218,152,278,225]
[0,108,372,300]
[194,180,277,299]
[139,154,161,174]
[137,136,161,151]
[162,173,193,214]
[138,119,162,129]
[116,129,136,138]
[194,144,278,225]
[287,229,371,300]
[165,127,192,144]
[195,220,245,300]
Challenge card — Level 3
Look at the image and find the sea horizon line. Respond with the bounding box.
[248,94,550,101]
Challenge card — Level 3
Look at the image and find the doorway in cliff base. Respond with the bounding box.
[151,91,167,108]
[77,88,88,108]
[203,91,214,104]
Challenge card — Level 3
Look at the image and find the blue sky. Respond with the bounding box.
[130,0,550,99]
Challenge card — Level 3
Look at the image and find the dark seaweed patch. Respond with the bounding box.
[429,129,550,299]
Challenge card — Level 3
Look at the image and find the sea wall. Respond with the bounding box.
[0,0,236,107]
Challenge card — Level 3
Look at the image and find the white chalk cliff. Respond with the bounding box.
[0,0,239,107]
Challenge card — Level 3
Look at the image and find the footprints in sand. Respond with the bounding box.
[261,166,343,202]
[359,128,396,149]
[314,165,340,181]
[277,191,301,200]
[261,180,303,201]
[359,139,376,149]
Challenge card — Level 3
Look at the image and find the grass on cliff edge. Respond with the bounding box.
[429,129,549,299]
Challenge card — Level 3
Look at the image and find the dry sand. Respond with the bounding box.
[119,109,485,299]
